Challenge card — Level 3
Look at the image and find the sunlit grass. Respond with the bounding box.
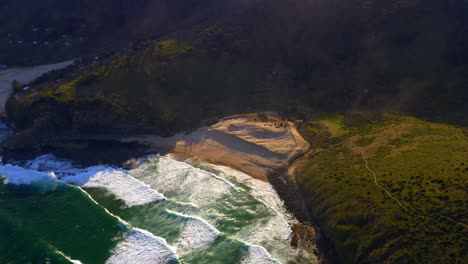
[297,113,468,263]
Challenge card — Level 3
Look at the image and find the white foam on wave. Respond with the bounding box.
[24,154,78,174]
[0,164,58,185]
[1,155,178,264]
[48,244,83,264]
[4,154,165,207]
[205,163,294,221]
[183,161,294,240]
[2,153,316,263]
[240,215,291,244]
[62,167,165,207]
[167,210,220,253]
[241,245,280,264]
[182,159,318,263]
[74,186,178,264]
[175,218,219,252]
[75,186,130,227]
[106,228,178,264]
[131,156,234,206]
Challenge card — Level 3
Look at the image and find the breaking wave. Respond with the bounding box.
[0,154,316,263]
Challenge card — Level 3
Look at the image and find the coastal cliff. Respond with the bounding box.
[291,113,467,263]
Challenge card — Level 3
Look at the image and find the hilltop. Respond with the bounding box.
[294,113,467,263]
[3,0,467,147]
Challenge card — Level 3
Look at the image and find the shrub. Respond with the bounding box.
[11,80,22,92]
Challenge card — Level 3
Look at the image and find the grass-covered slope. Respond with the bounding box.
[6,37,270,139]
[296,113,467,263]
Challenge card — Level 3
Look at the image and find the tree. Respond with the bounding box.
[11,80,22,92]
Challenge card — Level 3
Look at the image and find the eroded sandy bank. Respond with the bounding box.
[123,112,309,181]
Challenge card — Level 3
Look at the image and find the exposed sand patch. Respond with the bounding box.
[347,123,415,158]
[0,60,74,115]
[123,112,309,181]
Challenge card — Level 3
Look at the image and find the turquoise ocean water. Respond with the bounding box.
[0,153,316,264]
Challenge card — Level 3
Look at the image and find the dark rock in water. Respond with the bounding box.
[122,158,141,170]
[291,223,317,253]
[4,96,166,151]
[2,139,152,168]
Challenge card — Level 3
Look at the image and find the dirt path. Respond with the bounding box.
[362,154,468,229]
[361,154,409,212]
[0,60,74,116]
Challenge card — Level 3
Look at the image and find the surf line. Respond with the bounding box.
[47,243,83,264]
[75,186,130,226]
[74,186,181,261]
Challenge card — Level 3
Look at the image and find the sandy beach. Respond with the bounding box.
[123,112,310,181]
[0,60,74,116]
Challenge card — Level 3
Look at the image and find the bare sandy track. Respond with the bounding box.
[0,60,74,116]
[362,154,468,228]
[361,154,409,212]
[123,112,310,181]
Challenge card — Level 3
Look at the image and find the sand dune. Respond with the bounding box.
[123,112,309,181]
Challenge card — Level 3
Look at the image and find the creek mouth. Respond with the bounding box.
[267,167,336,264]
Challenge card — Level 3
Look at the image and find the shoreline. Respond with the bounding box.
[1,112,331,263]
[280,140,338,263]
[132,114,333,263]
[123,112,310,182]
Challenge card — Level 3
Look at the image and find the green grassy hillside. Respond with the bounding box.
[6,37,271,138]
[296,113,467,263]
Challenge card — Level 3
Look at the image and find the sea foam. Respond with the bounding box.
[241,245,280,264]
[48,244,83,264]
[2,153,316,263]
[131,156,234,206]
[24,154,77,174]
[0,164,58,185]
[106,228,178,264]
[10,154,165,207]
[182,159,310,262]
[62,167,165,207]
[168,210,220,253]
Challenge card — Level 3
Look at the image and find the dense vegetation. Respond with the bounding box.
[0,0,227,65]
[5,0,468,141]
[296,113,467,263]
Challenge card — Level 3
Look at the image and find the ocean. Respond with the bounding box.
[0,153,317,264]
